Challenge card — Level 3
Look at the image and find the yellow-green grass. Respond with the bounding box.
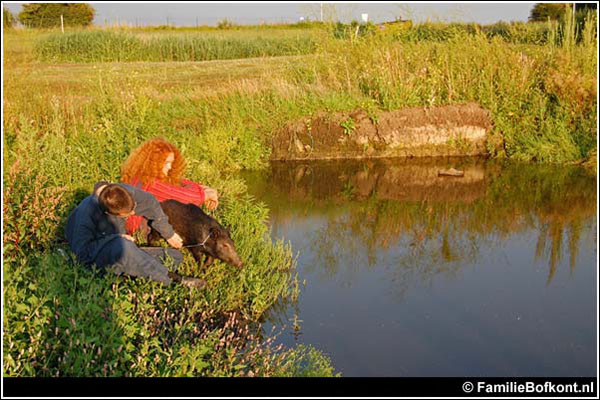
[3,28,338,377]
[3,13,597,376]
[33,29,318,63]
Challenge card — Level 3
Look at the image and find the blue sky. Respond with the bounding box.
[3,2,537,26]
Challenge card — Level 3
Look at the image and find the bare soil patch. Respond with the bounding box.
[271,103,494,160]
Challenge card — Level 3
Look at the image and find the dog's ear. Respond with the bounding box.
[209,227,220,238]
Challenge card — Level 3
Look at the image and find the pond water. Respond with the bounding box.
[240,158,597,377]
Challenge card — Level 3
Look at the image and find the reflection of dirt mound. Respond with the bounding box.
[356,162,486,203]
[270,157,487,204]
[271,103,493,160]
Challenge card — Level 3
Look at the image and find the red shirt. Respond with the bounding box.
[124,178,206,234]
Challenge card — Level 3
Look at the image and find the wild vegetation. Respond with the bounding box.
[3,7,597,378]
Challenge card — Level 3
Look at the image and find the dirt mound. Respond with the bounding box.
[271,103,493,160]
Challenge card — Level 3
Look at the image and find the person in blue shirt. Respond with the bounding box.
[65,181,205,289]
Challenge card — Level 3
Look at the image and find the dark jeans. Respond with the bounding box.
[93,237,183,285]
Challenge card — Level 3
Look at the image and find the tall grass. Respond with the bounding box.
[11,15,599,164]
[35,30,317,62]
[300,12,597,163]
[2,54,338,376]
[375,20,563,45]
[130,20,327,32]
[335,14,596,46]
[2,122,338,377]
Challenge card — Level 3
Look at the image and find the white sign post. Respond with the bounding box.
[361,13,368,23]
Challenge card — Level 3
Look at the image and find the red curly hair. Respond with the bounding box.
[121,137,186,186]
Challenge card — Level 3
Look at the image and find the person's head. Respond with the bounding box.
[98,184,136,217]
[121,137,185,186]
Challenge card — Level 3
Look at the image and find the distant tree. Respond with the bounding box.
[18,3,95,28]
[3,7,15,28]
[528,3,571,22]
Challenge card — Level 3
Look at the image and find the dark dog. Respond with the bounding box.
[148,200,243,269]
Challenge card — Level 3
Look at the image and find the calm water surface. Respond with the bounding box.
[241,158,597,377]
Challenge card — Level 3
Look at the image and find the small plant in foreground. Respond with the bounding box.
[340,117,356,136]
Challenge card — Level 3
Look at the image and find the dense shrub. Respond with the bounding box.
[332,21,377,39]
[529,3,571,22]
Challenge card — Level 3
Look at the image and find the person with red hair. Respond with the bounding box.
[121,137,219,235]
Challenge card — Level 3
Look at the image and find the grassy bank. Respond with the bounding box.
[3,31,339,377]
[2,111,339,378]
[3,13,597,377]
[2,99,340,376]
[306,13,597,163]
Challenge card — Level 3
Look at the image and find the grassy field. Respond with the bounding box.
[2,12,597,377]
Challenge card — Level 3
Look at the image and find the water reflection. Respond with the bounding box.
[241,158,597,376]
[245,158,596,287]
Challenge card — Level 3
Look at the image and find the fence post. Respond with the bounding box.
[60,14,64,33]
[573,3,576,39]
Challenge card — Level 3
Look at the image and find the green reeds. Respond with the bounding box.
[34,30,317,62]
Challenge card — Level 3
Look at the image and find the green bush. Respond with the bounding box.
[3,247,336,376]
[332,21,377,39]
[482,21,554,45]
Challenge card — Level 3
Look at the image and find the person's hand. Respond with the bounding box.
[167,232,183,249]
[202,186,219,210]
[120,234,135,242]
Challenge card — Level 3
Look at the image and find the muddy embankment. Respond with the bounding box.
[271,103,495,161]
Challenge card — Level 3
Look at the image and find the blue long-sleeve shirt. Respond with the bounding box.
[65,183,175,264]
